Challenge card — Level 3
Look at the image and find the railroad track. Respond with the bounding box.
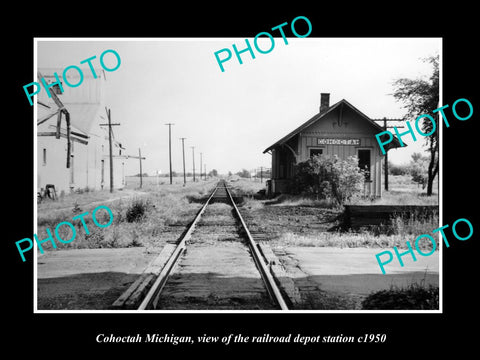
[120,180,289,310]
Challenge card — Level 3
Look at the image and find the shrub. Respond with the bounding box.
[125,198,150,222]
[410,153,429,189]
[291,155,365,205]
[361,283,439,310]
[388,162,410,176]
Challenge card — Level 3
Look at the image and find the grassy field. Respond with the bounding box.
[36,174,439,252]
[351,174,439,205]
[36,178,218,252]
[231,175,439,250]
[124,175,208,189]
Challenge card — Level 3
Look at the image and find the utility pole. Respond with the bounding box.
[165,123,174,184]
[138,148,143,188]
[100,107,120,193]
[373,117,404,192]
[260,166,263,183]
[204,164,206,180]
[200,152,203,181]
[191,146,196,182]
[180,137,187,185]
[383,118,389,191]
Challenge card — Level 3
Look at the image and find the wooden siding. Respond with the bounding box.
[270,100,385,196]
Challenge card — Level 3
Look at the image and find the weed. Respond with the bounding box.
[72,201,82,214]
[128,225,143,247]
[301,289,360,310]
[242,198,264,211]
[125,198,150,222]
[265,194,340,209]
[83,229,105,248]
[361,282,439,310]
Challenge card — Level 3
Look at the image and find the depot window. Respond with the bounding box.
[309,148,324,157]
[358,149,371,180]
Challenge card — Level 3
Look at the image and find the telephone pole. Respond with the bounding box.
[191,146,196,182]
[100,107,120,193]
[383,118,389,191]
[165,123,174,184]
[200,152,203,181]
[373,117,404,191]
[138,148,143,188]
[180,137,187,185]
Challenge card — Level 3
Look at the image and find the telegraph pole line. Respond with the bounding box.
[165,123,175,184]
[180,137,187,185]
[191,146,196,182]
[100,107,120,193]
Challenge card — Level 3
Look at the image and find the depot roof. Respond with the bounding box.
[263,99,403,153]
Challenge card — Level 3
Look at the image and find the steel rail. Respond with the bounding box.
[137,184,218,310]
[224,184,289,310]
[138,180,288,310]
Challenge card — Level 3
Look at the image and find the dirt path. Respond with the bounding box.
[274,247,439,310]
[37,247,158,310]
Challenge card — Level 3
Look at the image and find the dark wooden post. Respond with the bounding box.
[139,148,143,188]
[107,109,113,192]
[100,108,120,193]
[165,123,174,184]
[383,118,389,191]
[191,146,196,182]
[180,137,186,185]
[372,117,404,192]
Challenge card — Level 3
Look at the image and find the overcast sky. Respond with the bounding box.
[36,38,441,176]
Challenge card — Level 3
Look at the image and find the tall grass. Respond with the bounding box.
[389,212,439,236]
[273,231,408,249]
[36,180,217,251]
[228,178,266,196]
[350,191,439,205]
[272,211,439,250]
[266,194,340,209]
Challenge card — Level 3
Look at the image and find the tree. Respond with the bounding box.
[388,161,410,176]
[208,169,218,177]
[409,153,429,189]
[236,169,250,178]
[392,54,439,196]
[292,154,365,205]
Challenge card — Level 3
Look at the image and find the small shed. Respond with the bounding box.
[263,93,402,197]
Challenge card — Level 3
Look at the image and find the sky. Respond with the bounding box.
[36,38,441,176]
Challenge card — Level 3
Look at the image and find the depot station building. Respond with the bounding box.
[263,93,401,197]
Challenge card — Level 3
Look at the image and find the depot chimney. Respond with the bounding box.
[320,93,330,114]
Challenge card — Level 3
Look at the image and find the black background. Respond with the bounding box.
[6,3,478,355]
